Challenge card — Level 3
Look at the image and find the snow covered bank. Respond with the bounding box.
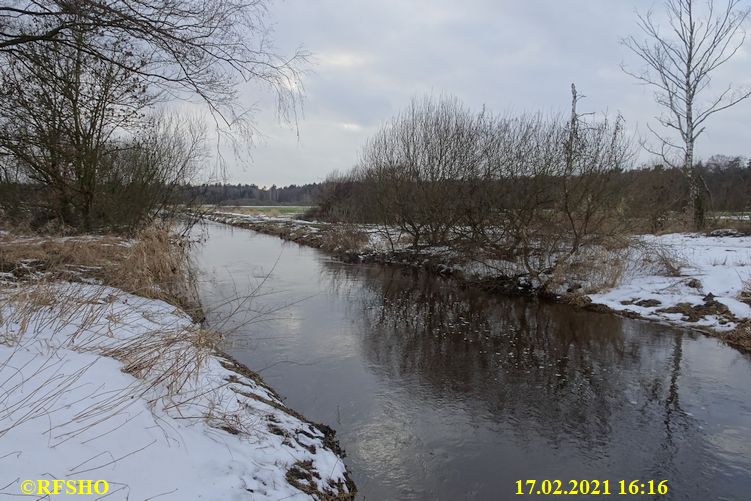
[202,211,751,350]
[588,233,751,336]
[0,281,353,500]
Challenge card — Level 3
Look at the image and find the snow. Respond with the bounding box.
[0,282,350,500]
[590,233,751,331]
[211,211,313,226]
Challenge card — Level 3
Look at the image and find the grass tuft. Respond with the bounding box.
[0,224,202,320]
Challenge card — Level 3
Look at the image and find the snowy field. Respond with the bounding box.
[0,281,351,500]
[590,233,751,332]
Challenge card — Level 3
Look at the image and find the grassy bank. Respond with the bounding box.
[0,226,202,320]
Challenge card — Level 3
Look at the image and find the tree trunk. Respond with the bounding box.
[689,170,705,231]
[684,124,704,230]
[685,139,704,231]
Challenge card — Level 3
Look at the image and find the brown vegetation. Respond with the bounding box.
[0,224,201,319]
[723,320,751,352]
[314,91,634,291]
[320,224,369,252]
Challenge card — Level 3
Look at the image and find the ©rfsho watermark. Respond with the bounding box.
[19,479,109,496]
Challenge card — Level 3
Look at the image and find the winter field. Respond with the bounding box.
[589,233,751,332]
[202,206,312,218]
[0,233,352,500]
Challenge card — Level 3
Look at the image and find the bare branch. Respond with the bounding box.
[621,0,751,229]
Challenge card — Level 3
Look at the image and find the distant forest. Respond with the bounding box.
[312,153,751,235]
[181,183,322,206]
[181,154,751,214]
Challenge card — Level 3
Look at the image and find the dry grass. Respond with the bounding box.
[628,211,691,235]
[320,225,369,252]
[635,240,687,277]
[705,215,751,236]
[549,244,631,295]
[100,323,223,400]
[212,206,310,218]
[0,224,202,320]
[740,278,751,307]
[229,207,282,217]
[110,226,202,319]
[0,280,223,443]
[718,317,751,352]
[548,236,688,295]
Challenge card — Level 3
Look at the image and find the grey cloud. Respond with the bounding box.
[226,0,751,186]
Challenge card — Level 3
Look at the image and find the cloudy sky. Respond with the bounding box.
[226,0,751,187]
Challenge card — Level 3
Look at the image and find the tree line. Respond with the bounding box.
[180,183,322,206]
[316,152,751,230]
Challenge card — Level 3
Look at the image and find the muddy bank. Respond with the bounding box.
[200,212,751,353]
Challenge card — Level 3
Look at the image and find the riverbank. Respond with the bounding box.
[201,211,751,352]
[0,230,354,500]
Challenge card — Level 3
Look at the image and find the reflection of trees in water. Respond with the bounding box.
[322,261,696,457]
[640,332,692,481]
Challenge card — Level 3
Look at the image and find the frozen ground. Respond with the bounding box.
[0,281,351,500]
[589,233,751,332]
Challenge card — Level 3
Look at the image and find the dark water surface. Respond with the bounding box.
[193,222,751,500]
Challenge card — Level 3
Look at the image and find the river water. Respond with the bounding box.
[193,222,751,500]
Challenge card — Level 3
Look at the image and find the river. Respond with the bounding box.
[193,222,751,500]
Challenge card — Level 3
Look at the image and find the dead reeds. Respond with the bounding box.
[0,224,202,320]
[0,280,222,440]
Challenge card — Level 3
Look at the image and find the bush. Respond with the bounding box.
[320,225,369,252]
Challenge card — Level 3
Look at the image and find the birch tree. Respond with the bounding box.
[622,0,751,229]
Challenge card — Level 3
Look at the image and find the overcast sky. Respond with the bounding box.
[223,0,751,187]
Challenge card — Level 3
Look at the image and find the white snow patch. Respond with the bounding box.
[0,282,350,500]
[590,233,751,331]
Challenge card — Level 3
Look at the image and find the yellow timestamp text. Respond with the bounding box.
[515,479,669,496]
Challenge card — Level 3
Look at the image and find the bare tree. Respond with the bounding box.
[97,113,207,230]
[622,0,751,229]
[0,27,206,231]
[560,84,632,254]
[0,0,307,126]
[352,95,480,248]
[0,28,156,228]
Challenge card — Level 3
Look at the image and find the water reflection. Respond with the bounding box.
[194,224,751,501]
[320,262,749,499]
